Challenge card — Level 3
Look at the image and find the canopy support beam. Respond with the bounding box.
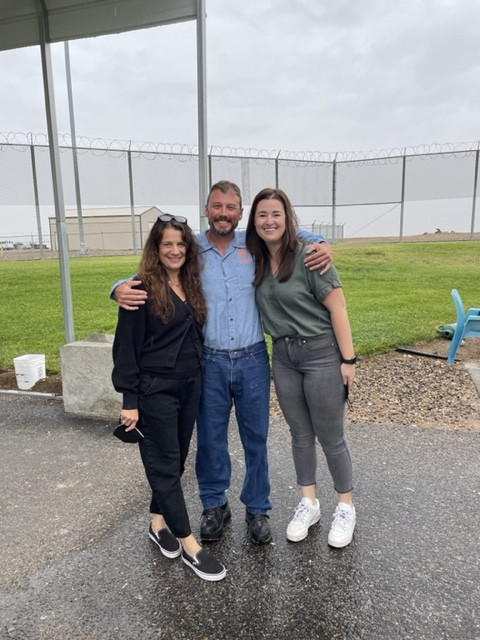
[36,0,75,343]
[196,0,208,229]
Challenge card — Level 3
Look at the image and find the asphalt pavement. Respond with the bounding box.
[1,393,479,640]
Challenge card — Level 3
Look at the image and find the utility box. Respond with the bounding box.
[61,333,121,418]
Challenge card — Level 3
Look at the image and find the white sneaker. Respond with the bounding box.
[328,502,356,548]
[286,497,321,542]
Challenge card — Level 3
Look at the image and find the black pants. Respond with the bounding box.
[138,372,201,538]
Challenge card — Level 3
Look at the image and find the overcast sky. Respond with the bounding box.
[1,0,480,155]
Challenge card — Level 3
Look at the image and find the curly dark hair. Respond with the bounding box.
[246,188,300,285]
[137,218,207,324]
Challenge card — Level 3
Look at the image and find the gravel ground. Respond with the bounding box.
[270,337,480,431]
[345,338,480,431]
[1,337,479,431]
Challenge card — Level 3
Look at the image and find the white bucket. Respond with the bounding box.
[13,354,46,390]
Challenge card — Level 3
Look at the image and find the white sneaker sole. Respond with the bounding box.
[327,534,354,548]
[286,511,321,542]
[327,526,355,548]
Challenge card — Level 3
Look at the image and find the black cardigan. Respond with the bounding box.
[112,290,203,409]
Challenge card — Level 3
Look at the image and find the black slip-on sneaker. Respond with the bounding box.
[181,548,227,581]
[149,525,181,559]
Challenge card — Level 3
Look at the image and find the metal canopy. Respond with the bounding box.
[0,0,207,344]
[0,0,197,50]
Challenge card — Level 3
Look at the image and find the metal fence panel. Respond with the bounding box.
[1,138,479,258]
[131,152,199,205]
[278,160,333,207]
[210,155,277,205]
[336,156,404,206]
[405,152,477,201]
[0,144,36,205]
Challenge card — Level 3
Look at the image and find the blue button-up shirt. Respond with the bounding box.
[197,230,264,350]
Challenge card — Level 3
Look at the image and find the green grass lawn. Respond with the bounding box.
[1,242,478,373]
[334,241,479,354]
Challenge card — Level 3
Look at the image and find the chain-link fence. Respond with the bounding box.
[1,134,478,259]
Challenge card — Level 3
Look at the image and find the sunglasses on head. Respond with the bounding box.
[158,214,188,224]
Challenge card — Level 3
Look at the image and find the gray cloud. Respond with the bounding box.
[1,0,479,153]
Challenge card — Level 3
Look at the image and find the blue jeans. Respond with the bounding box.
[195,341,272,514]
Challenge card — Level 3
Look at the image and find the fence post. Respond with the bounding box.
[241,157,250,204]
[275,151,280,188]
[471,146,479,240]
[127,143,138,254]
[29,138,45,258]
[399,149,407,242]
[208,148,212,187]
[331,154,337,243]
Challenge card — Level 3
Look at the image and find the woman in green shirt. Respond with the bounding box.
[246,188,357,548]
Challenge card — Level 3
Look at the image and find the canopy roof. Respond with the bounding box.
[0,0,206,344]
[0,0,197,51]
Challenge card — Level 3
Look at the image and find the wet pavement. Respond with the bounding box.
[1,393,479,640]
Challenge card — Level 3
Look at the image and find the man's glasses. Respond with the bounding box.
[158,214,188,224]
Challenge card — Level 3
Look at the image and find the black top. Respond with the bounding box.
[112,286,204,409]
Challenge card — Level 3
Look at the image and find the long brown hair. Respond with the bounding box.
[246,188,300,285]
[137,218,207,324]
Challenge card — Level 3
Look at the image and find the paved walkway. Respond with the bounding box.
[1,393,479,640]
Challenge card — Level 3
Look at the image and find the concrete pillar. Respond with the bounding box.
[60,333,121,418]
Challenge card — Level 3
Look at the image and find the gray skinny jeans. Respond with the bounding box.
[272,335,353,494]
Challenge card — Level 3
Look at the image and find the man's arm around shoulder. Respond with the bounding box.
[297,229,333,274]
[110,276,147,310]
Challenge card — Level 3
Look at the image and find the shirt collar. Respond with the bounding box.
[197,230,247,252]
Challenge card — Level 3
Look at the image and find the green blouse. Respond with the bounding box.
[255,244,342,340]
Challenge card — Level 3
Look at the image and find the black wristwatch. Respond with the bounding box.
[340,355,357,365]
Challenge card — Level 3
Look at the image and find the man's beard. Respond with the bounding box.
[209,217,238,236]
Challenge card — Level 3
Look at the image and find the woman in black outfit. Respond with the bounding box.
[112,214,226,581]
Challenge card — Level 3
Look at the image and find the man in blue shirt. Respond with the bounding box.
[113,181,332,545]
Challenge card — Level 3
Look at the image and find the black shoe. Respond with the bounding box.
[149,525,181,558]
[245,511,272,545]
[200,503,231,541]
[182,548,227,581]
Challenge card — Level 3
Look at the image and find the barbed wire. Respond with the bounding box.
[1,132,479,161]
